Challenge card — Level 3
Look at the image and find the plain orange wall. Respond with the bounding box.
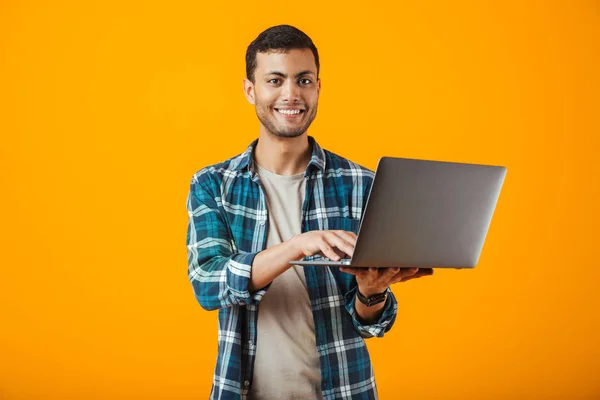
[1,1,599,399]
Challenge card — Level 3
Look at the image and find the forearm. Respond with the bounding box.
[249,238,304,292]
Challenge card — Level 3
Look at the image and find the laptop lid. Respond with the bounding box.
[346,156,507,268]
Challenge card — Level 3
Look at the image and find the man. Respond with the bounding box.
[186,25,433,400]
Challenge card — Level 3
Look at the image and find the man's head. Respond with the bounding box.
[245,25,320,83]
[243,25,321,138]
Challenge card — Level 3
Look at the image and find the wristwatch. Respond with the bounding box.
[356,288,389,307]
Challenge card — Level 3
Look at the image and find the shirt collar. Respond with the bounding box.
[234,136,326,176]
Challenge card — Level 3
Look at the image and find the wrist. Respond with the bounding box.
[287,235,305,261]
[358,286,389,298]
[356,287,389,307]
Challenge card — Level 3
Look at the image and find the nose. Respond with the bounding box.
[281,80,300,103]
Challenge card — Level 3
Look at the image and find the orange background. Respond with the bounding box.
[1,1,599,399]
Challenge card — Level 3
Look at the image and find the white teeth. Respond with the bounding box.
[277,109,301,115]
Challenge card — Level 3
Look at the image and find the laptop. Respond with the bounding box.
[290,156,507,268]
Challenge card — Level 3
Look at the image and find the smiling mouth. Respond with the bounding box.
[274,108,305,116]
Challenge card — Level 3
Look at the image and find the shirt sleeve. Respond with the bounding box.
[186,173,269,311]
[344,286,398,338]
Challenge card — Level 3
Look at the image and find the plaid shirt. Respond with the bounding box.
[186,137,398,400]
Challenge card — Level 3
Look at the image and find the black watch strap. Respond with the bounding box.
[356,288,388,307]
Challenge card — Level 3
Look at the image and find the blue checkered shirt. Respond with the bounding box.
[186,137,398,399]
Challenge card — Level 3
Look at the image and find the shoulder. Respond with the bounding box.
[190,151,248,193]
[322,149,375,181]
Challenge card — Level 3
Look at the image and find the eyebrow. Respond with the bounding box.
[264,70,316,78]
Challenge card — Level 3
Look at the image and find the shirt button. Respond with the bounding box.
[244,380,250,386]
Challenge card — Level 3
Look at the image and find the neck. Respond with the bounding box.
[254,131,311,176]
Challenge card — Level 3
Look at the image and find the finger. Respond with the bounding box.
[374,267,399,285]
[400,268,434,282]
[318,239,342,260]
[325,232,355,258]
[334,230,357,246]
[341,230,358,241]
[392,268,434,284]
[331,247,347,258]
[363,267,382,279]
[399,275,423,283]
[339,267,358,276]
[339,267,369,278]
[318,249,346,259]
[388,268,417,284]
[395,267,419,279]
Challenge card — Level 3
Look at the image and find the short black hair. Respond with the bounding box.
[245,25,320,82]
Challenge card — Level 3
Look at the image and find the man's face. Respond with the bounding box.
[244,48,320,138]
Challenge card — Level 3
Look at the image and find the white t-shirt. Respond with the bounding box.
[249,163,322,399]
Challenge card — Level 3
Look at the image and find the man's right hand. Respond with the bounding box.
[249,230,357,292]
[290,230,358,261]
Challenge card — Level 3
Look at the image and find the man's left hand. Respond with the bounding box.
[339,267,434,296]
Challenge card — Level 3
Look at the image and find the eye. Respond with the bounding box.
[299,78,312,85]
[268,78,280,85]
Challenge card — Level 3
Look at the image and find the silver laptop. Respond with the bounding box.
[290,156,507,268]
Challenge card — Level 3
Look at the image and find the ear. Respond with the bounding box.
[317,78,321,95]
[243,78,255,105]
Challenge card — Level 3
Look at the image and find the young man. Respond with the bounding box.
[186,25,433,400]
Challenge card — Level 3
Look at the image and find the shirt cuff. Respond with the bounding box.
[226,252,271,305]
[344,286,398,338]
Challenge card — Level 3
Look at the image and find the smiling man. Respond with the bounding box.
[186,25,432,400]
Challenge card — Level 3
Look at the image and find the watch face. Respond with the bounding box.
[357,289,388,306]
[367,296,386,306]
